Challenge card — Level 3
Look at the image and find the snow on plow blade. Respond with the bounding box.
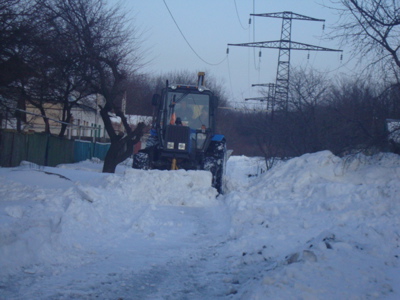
[122,169,218,206]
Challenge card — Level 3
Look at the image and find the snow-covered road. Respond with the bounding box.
[1,151,399,299]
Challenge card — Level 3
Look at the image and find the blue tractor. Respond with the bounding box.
[132,72,227,194]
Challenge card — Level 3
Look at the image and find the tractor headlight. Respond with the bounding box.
[178,143,186,150]
[167,142,174,149]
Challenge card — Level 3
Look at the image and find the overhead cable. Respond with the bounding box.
[233,0,250,30]
[162,0,227,66]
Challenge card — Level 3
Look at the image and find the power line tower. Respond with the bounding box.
[245,83,275,112]
[228,11,342,111]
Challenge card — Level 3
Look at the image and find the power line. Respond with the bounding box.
[233,0,250,30]
[229,11,343,109]
[252,0,259,71]
[162,0,227,66]
[226,54,235,101]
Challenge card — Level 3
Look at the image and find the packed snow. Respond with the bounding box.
[0,150,399,299]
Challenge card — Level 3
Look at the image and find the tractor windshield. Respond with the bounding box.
[167,92,210,130]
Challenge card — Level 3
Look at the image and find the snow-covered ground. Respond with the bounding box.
[0,150,399,299]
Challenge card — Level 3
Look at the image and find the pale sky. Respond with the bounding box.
[118,0,355,103]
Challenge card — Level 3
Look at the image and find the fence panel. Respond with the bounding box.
[74,140,93,162]
[0,131,12,167]
[93,143,110,160]
[12,133,28,166]
[0,130,111,167]
[0,131,28,167]
[74,140,110,162]
[26,133,47,166]
[48,136,74,166]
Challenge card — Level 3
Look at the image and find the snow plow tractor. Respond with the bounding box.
[132,72,227,194]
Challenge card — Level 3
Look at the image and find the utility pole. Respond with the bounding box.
[229,11,342,111]
[245,83,275,112]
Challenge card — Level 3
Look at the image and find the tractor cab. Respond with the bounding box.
[159,85,216,156]
[168,93,210,130]
[133,72,227,194]
[148,72,218,166]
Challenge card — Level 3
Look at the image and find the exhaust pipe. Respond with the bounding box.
[197,72,205,87]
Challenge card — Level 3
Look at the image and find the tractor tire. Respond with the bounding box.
[203,141,227,194]
[132,151,151,170]
[132,135,159,170]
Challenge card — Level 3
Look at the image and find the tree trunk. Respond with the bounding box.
[102,141,121,173]
[100,104,145,173]
[15,96,26,133]
[40,107,51,134]
[58,106,72,138]
[102,123,145,173]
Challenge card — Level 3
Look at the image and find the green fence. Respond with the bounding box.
[74,140,110,162]
[0,130,110,167]
[0,131,28,167]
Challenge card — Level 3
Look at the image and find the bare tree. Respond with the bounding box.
[125,73,154,116]
[0,0,34,88]
[287,68,330,154]
[329,0,400,78]
[36,0,97,137]
[0,0,90,134]
[45,0,145,172]
[0,0,37,131]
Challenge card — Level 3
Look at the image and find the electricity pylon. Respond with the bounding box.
[228,11,342,111]
[245,83,275,112]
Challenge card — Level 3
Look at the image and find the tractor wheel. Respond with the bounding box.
[203,141,227,194]
[132,151,151,170]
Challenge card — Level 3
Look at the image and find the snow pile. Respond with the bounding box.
[0,167,216,276]
[0,150,399,299]
[224,151,400,299]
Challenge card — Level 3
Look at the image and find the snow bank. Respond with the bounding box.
[224,151,400,299]
[0,166,217,278]
[0,150,399,299]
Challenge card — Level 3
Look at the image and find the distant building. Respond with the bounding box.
[1,93,152,144]
[23,94,106,140]
[69,95,105,140]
